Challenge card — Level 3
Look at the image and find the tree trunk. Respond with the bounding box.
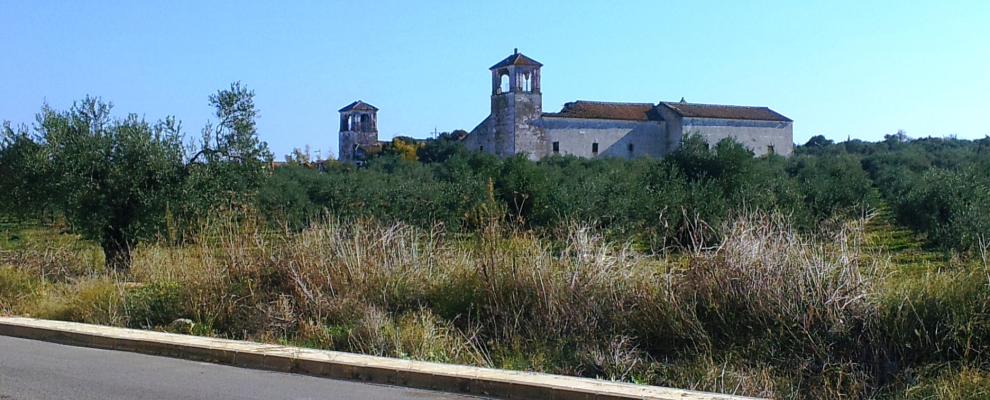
[102,236,131,274]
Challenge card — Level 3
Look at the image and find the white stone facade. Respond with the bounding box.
[463,51,793,159]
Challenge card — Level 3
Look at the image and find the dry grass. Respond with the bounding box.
[2,214,989,399]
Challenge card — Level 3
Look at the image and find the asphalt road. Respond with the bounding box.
[0,335,485,400]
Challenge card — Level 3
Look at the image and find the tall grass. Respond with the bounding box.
[2,214,988,398]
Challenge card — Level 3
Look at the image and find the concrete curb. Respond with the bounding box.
[0,317,760,400]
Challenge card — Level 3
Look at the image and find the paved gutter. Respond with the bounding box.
[0,317,760,400]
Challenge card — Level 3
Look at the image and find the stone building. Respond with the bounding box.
[462,50,793,160]
[338,100,380,162]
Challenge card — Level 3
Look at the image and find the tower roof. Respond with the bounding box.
[490,50,543,70]
[339,100,378,113]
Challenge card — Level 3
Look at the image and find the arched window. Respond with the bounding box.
[499,73,510,94]
[521,72,532,92]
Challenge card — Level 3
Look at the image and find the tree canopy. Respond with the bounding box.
[0,83,270,271]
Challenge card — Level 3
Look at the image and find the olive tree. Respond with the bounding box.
[181,82,272,224]
[29,98,186,272]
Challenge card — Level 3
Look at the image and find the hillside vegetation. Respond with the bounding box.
[2,89,989,399]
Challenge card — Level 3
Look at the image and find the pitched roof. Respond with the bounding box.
[658,102,791,122]
[490,51,543,70]
[338,100,378,113]
[543,100,659,121]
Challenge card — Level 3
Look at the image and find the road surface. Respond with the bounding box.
[0,335,485,400]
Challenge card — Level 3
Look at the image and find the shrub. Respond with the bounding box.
[678,214,878,363]
[0,267,38,312]
[348,307,489,366]
[126,280,186,328]
[788,154,880,222]
[16,277,123,325]
[68,278,124,325]
[895,167,990,251]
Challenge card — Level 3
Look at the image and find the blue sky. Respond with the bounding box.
[2,1,988,158]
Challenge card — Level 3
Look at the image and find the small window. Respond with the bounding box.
[592,142,599,154]
[552,141,560,153]
[479,145,484,152]
[627,143,634,153]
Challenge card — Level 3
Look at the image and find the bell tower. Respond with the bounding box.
[338,100,378,162]
[488,49,546,159]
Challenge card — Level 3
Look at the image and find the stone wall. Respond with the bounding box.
[489,95,515,156]
[464,116,494,155]
[654,106,684,154]
[509,93,546,160]
[339,129,378,161]
[464,93,544,159]
[540,117,667,159]
[680,118,793,156]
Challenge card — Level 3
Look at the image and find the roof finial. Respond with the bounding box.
[680,97,687,103]
[514,48,518,55]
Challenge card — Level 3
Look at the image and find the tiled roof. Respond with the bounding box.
[339,100,378,113]
[659,102,791,122]
[543,101,659,121]
[490,51,543,69]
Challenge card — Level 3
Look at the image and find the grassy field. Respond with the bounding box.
[1,214,989,399]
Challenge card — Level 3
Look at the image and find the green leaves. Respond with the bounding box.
[899,166,990,251]
[28,98,187,271]
[0,83,273,271]
[0,122,47,217]
[193,81,271,165]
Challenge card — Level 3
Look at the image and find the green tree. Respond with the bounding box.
[190,81,271,165]
[788,154,879,222]
[898,166,990,251]
[417,130,469,163]
[804,134,834,148]
[0,122,48,218]
[183,82,272,225]
[33,98,186,271]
